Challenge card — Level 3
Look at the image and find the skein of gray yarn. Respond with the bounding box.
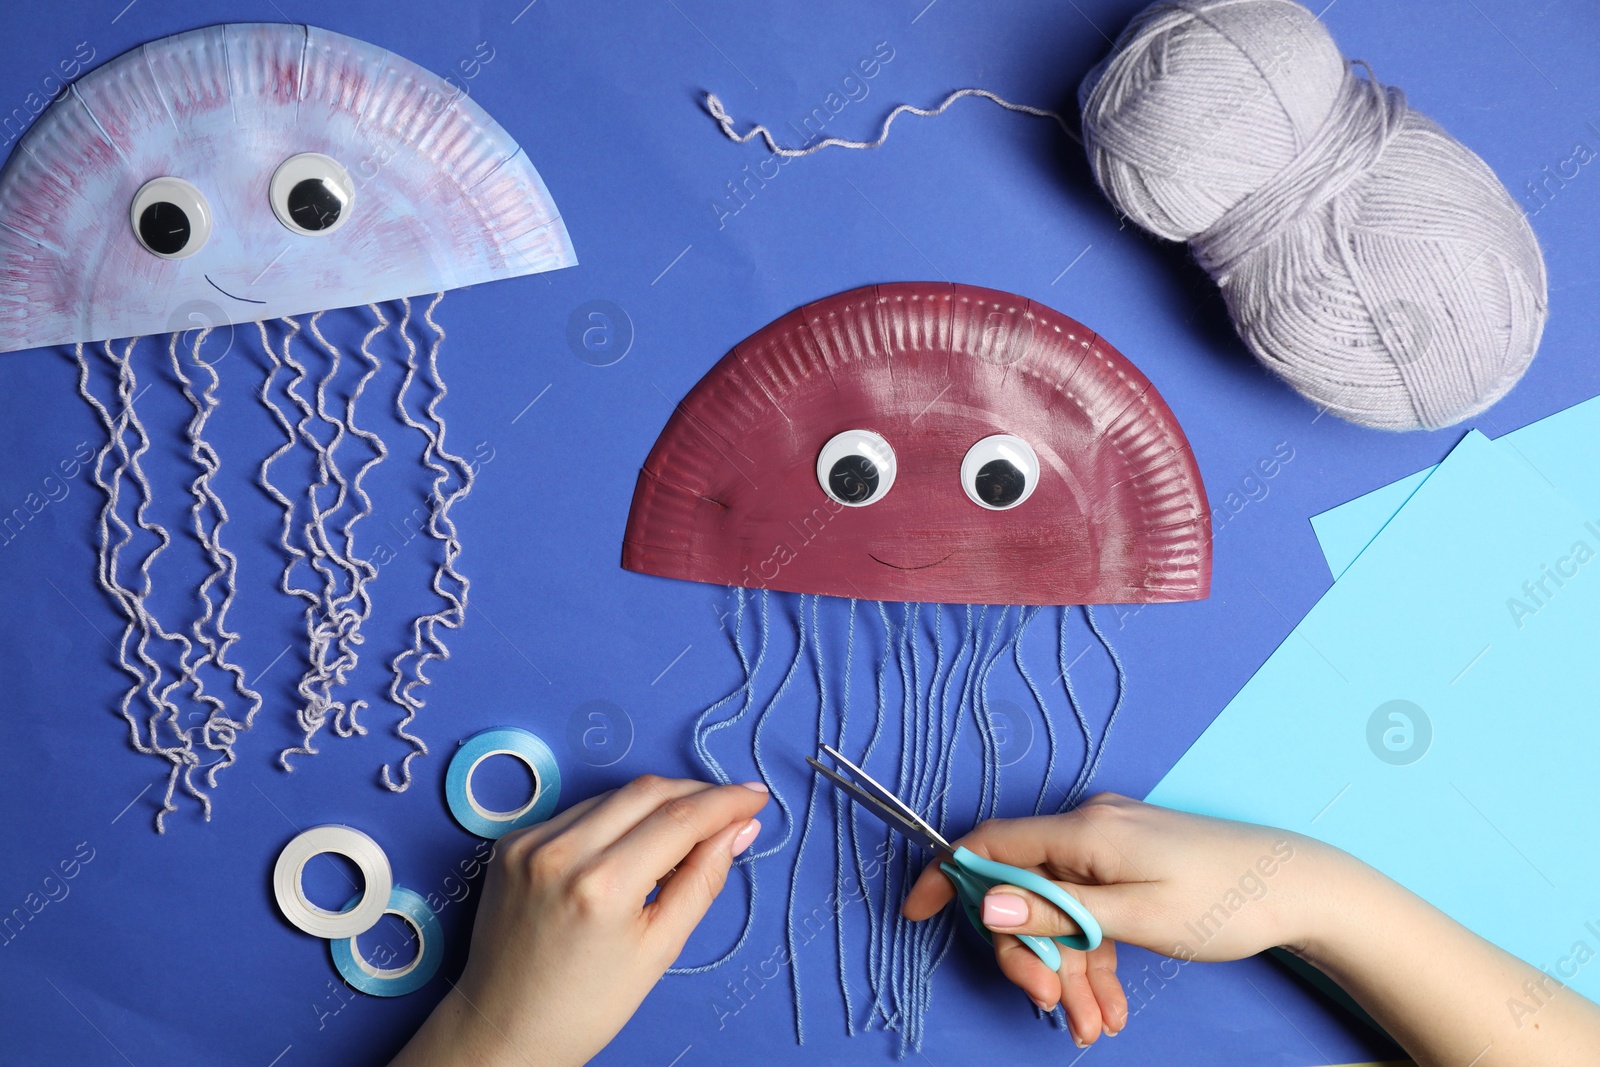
[1079,0,1547,431]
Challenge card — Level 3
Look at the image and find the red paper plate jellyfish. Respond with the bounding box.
[623,282,1210,1050]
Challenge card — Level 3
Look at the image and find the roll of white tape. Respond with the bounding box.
[273,825,393,940]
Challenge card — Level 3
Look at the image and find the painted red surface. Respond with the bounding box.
[623,282,1211,606]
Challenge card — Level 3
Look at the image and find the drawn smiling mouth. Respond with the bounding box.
[205,274,266,305]
[868,550,954,571]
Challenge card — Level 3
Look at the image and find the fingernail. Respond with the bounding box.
[732,818,761,856]
[1029,996,1054,1013]
[739,781,769,794]
[1103,1024,1120,1037]
[1073,1035,1090,1049]
[981,892,1028,928]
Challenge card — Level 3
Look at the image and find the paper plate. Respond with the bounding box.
[623,282,1211,606]
[0,23,576,352]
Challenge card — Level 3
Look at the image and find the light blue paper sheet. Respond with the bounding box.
[1310,395,1600,579]
[1310,467,1435,580]
[1494,395,1600,519]
[1150,430,1600,1004]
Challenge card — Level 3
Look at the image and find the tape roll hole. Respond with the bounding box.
[466,749,542,822]
[299,852,363,914]
[354,912,424,980]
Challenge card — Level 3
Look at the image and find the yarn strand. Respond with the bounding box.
[109,338,206,829]
[704,87,1079,157]
[73,344,160,763]
[384,293,474,791]
[167,329,258,787]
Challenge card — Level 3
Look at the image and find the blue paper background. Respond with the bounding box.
[0,1,1595,1065]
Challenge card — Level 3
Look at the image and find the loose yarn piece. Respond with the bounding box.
[1080,0,1547,430]
[704,88,1077,157]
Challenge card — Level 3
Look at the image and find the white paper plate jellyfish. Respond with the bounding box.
[0,23,575,829]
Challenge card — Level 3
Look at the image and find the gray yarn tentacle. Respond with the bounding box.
[318,305,393,724]
[92,340,193,827]
[187,329,264,779]
[73,344,155,758]
[165,330,248,783]
[259,318,342,770]
[302,311,363,737]
[855,603,897,1031]
[306,310,374,738]
[920,606,993,1052]
[284,312,353,743]
[898,602,933,1047]
[972,605,1017,824]
[381,296,433,787]
[887,603,916,1053]
[691,593,803,983]
[665,589,800,978]
[905,604,940,815]
[1058,606,1098,810]
[746,593,811,862]
[704,87,1079,158]
[109,338,207,829]
[688,586,763,787]
[257,318,317,612]
[920,609,1030,1035]
[383,293,474,792]
[278,316,338,757]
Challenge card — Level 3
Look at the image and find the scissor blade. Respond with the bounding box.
[816,744,942,839]
[808,747,952,852]
[805,758,943,851]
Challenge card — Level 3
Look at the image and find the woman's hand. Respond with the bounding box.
[902,793,1327,1045]
[901,792,1600,1067]
[390,775,769,1067]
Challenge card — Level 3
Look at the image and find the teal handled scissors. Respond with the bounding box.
[807,744,1101,970]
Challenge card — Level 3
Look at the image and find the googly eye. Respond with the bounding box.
[961,434,1040,510]
[270,152,355,236]
[817,429,896,507]
[130,177,211,259]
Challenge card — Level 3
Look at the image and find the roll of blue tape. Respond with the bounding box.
[330,886,442,997]
[445,727,561,839]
